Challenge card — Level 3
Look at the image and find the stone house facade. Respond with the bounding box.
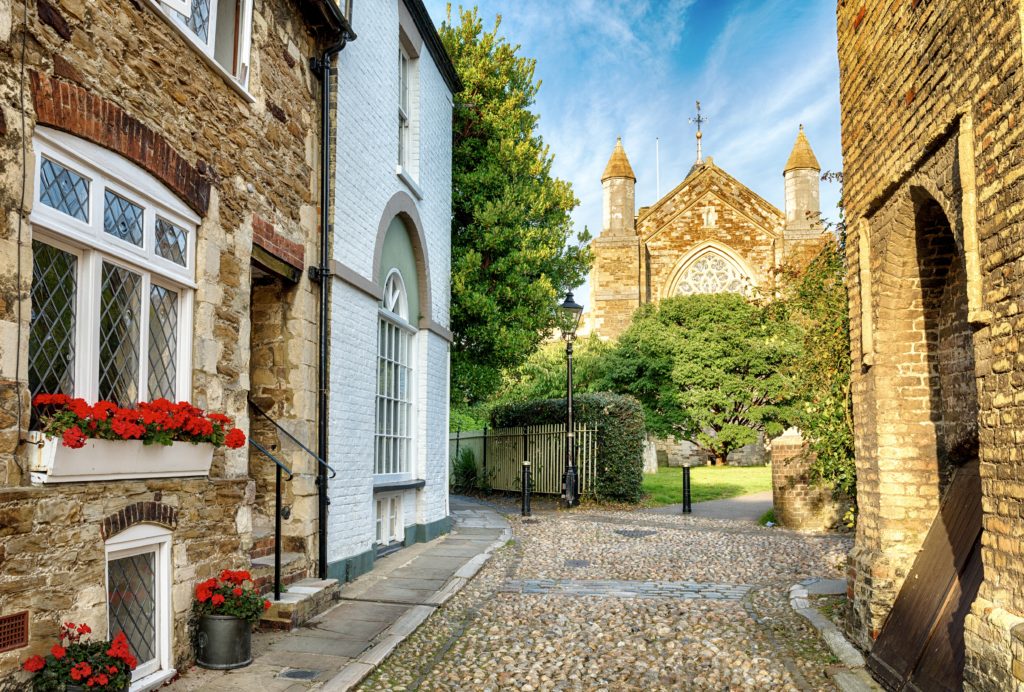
[837,2,1024,689]
[0,0,347,686]
[324,0,457,581]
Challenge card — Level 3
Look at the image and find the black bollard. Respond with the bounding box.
[682,465,692,514]
[522,461,532,517]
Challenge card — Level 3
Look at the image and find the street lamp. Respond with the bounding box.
[560,291,584,508]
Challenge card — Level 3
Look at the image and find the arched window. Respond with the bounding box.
[28,128,197,406]
[673,248,752,296]
[375,269,414,477]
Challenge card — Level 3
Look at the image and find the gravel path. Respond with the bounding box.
[357,505,853,691]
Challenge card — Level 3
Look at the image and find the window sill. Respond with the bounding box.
[146,1,256,105]
[131,667,177,692]
[373,478,426,493]
[395,166,424,200]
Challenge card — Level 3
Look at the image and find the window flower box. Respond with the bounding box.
[28,395,246,484]
[28,433,215,484]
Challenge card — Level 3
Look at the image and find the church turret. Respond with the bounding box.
[783,125,822,234]
[601,137,636,237]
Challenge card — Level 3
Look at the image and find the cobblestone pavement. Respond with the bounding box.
[357,505,854,691]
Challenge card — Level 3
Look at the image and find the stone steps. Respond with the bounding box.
[259,577,340,631]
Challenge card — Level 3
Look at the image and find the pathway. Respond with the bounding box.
[358,498,857,691]
[643,489,774,521]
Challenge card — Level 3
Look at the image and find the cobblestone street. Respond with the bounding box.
[358,503,853,691]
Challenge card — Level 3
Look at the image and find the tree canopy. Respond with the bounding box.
[604,293,802,465]
[439,8,591,406]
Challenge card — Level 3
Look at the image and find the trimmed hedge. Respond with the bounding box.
[490,392,646,503]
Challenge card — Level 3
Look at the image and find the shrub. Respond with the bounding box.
[490,392,645,503]
[451,447,479,492]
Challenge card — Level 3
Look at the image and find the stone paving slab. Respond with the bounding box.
[499,578,753,600]
[168,498,512,692]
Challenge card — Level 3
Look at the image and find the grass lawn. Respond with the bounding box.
[642,465,772,507]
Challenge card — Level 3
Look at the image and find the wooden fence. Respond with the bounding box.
[450,424,598,496]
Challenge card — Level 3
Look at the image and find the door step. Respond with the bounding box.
[260,577,341,631]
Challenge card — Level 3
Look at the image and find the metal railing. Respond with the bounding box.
[453,424,597,496]
[246,400,338,600]
[246,438,293,601]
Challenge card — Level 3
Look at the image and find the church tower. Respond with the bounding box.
[588,138,640,338]
[783,125,822,235]
[601,137,636,236]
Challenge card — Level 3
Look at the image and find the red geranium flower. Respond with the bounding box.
[232,587,243,597]
[50,644,66,660]
[77,623,92,635]
[22,655,45,672]
[62,425,88,449]
[211,594,225,606]
[225,428,246,449]
[70,661,93,681]
[264,600,272,610]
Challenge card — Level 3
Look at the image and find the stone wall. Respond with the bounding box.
[836,2,1024,687]
[0,0,338,679]
[771,438,843,532]
[0,479,252,677]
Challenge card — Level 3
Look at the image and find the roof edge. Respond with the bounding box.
[401,0,463,94]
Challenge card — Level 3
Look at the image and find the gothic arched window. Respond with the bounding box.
[674,250,751,296]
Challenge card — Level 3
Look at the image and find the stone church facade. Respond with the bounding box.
[586,127,829,342]
[837,2,1024,690]
[586,128,830,469]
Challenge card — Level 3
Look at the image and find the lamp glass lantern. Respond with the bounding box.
[559,292,584,341]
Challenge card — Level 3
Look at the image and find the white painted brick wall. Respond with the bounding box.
[327,0,452,565]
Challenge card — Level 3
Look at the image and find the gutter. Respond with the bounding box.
[310,1,356,580]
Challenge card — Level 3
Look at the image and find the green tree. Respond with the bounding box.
[779,179,855,497]
[493,335,613,405]
[439,8,591,405]
[604,293,801,465]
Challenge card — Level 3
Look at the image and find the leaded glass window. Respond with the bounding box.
[107,551,157,667]
[104,191,144,246]
[30,129,197,406]
[39,158,89,222]
[178,0,211,43]
[675,252,751,296]
[99,262,142,405]
[148,285,179,400]
[155,218,188,266]
[29,241,77,399]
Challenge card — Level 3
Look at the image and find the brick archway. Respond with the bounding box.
[100,502,179,540]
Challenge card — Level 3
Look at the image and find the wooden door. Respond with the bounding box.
[867,461,983,691]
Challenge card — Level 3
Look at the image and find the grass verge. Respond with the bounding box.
[642,465,772,507]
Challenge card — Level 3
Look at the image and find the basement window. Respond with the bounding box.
[160,0,253,87]
[105,524,174,690]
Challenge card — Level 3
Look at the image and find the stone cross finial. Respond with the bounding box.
[689,100,708,164]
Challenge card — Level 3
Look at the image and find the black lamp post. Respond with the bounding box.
[560,292,584,508]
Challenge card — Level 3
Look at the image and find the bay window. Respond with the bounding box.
[29,128,197,407]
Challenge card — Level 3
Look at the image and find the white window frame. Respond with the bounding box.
[30,127,197,404]
[374,269,416,481]
[398,46,411,171]
[375,494,404,546]
[152,0,254,92]
[104,524,175,691]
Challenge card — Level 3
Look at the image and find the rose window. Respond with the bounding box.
[675,252,750,295]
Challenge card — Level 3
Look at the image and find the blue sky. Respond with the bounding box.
[421,0,843,293]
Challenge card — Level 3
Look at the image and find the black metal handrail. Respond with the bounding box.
[247,438,293,601]
[249,399,337,479]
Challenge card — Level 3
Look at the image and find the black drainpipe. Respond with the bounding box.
[311,2,356,580]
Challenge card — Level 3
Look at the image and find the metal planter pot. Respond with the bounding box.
[195,614,253,669]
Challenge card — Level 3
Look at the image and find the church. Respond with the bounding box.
[586,122,830,340]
